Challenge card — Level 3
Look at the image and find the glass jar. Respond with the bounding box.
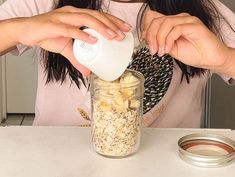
[90,69,144,158]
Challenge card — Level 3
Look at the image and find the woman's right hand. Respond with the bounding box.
[5,6,131,76]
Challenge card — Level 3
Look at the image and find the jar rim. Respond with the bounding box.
[90,69,145,89]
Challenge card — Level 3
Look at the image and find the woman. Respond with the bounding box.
[1,9,235,77]
[0,0,234,127]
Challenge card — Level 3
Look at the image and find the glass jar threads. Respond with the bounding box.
[90,69,144,158]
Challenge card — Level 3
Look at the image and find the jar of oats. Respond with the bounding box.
[90,69,144,158]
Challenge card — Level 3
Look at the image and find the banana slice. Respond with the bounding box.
[120,72,139,86]
[121,88,135,98]
[94,71,142,112]
[108,89,122,96]
[99,101,112,111]
[130,100,140,109]
[113,96,129,110]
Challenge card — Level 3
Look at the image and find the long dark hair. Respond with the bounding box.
[43,0,222,87]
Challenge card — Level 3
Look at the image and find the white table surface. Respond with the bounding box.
[0,127,235,177]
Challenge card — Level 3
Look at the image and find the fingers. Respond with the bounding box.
[59,25,98,44]
[104,13,132,40]
[143,17,164,55]
[143,10,164,34]
[37,6,132,45]
[60,6,131,31]
[142,11,164,54]
[165,23,198,55]
[142,11,200,56]
[37,22,96,44]
[56,6,131,40]
[104,13,132,32]
[155,15,197,56]
[84,11,131,40]
[57,13,118,40]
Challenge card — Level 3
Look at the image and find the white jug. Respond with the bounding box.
[73,28,134,81]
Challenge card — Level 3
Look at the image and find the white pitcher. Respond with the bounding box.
[73,28,134,81]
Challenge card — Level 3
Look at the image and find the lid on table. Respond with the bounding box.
[178,133,235,167]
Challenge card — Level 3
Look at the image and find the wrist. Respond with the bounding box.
[215,46,235,79]
[0,20,16,52]
[2,18,21,46]
[225,47,235,78]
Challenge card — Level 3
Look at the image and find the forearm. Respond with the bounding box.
[0,19,18,55]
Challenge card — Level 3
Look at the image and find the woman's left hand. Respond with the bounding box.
[142,10,231,74]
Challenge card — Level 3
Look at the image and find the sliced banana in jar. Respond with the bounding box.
[120,72,140,86]
[130,100,140,109]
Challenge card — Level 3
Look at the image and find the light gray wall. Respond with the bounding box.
[0,0,4,122]
[209,0,235,129]
[221,0,235,11]
[210,76,235,128]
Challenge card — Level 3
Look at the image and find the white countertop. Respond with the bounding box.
[0,127,235,177]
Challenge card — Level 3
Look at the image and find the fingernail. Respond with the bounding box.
[89,35,97,42]
[123,23,132,30]
[106,29,117,37]
[141,31,146,39]
[149,44,156,55]
[158,47,165,57]
[117,30,125,39]
[165,45,169,54]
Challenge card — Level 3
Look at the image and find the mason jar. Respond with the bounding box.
[90,69,144,158]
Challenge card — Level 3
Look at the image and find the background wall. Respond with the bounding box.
[221,0,235,11]
[209,0,235,129]
[5,50,37,113]
[0,0,5,122]
[0,0,37,120]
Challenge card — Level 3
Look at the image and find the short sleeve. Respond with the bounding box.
[0,0,56,55]
[214,0,235,48]
[213,0,235,84]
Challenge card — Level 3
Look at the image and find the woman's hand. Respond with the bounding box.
[142,10,233,76]
[3,6,131,76]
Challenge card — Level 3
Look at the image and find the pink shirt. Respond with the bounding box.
[0,0,234,127]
